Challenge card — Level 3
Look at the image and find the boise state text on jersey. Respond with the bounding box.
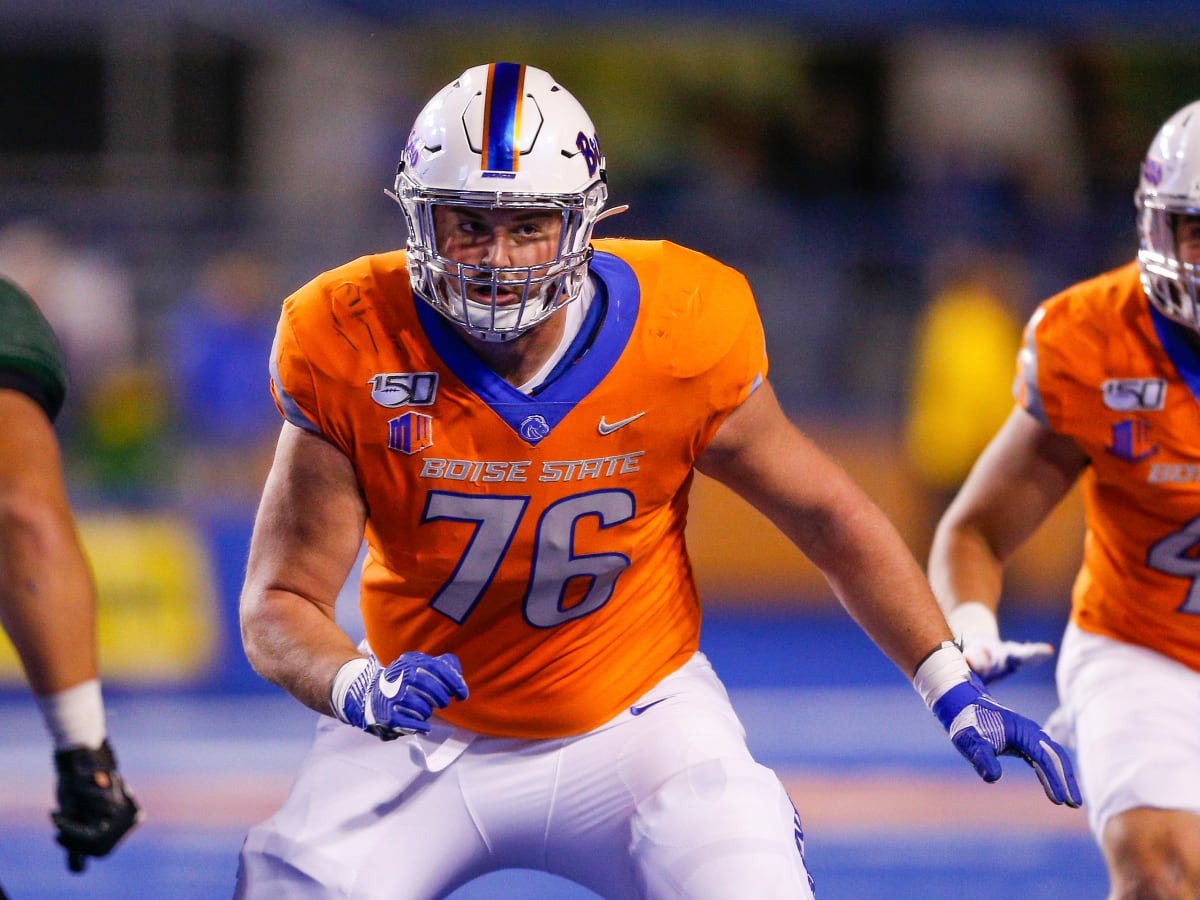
[271,238,767,738]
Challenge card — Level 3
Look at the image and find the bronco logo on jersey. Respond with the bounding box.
[1106,418,1158,462]
[1102,378,1166,412]
[519,414,551,445]
[389,412,434,454]
[369,372,438,408]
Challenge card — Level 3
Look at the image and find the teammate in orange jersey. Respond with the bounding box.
[235,62,1079,898]
[930,100,1200,899]
[0,277,139,875]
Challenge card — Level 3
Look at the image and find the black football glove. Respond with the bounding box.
[52,740,141,872]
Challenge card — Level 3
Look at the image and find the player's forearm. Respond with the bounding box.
[794,498,953,677]
[0,493,99,694]
[726,454,952,675]
[240,587,361,716]
[927,518,1006,616]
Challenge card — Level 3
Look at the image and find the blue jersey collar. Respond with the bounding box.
[415,251,641,444]
[1149,303,1200,403]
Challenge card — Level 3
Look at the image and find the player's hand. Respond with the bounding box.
[945,601,1054,685]
[52,740,141,872]
[932,676,1082,808]
[961,634,1055,685]
[338,652,469,741]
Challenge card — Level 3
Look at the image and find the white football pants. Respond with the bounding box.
[235,652,815,899]
[1051,623,1200,839]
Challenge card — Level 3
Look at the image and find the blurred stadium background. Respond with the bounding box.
[2,0,1199,895]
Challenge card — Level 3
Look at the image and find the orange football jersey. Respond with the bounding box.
[271,239,767,738]
[1017,261,1200,670]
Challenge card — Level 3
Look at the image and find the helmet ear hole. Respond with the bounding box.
[395,63,609,342]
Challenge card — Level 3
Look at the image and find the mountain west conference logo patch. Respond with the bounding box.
[1106,418,1158,462]
[389,412,433,454]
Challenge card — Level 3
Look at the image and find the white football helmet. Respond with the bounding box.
[1136,99,1200,332]
[391,63,608,342]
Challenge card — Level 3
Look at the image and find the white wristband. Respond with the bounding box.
[945,602,1000,643]
[913,641,972,709]
[35,678,106,751]
[330,657,370,722]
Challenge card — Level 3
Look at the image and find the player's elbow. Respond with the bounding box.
[238,587,283,680]
[0,486,75,559]
[238,584,331,690]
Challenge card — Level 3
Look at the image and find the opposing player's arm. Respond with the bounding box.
[0,388,143,869]
[0,390,99,694]
[696,379,950,676]
[240,422,369,716]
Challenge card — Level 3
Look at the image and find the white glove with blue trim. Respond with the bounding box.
[946,601,1055,685]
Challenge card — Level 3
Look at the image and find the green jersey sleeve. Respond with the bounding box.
[0,277,68,420]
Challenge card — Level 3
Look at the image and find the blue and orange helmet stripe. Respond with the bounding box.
[481,62,525,172]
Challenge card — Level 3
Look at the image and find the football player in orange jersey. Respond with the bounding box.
[235,63,1078,899]
[930,100,1200,899]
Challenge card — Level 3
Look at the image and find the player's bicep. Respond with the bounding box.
[0,390,70,499]
[696,380,863,551]
[939,405,1087,560]
[695,379,789,492]
[243,422,366,616]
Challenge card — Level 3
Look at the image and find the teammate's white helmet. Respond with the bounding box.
[1136,100,1200,333]
[392,62,608,342]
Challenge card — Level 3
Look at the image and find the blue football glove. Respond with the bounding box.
[335,652,468,741]
[916,640,1081,808]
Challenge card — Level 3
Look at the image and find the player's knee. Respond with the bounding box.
[1112,853,1200,899]
[235,853,326,899]
[1108,866,1200,900]
[235,829,344,899]
[630,758,814,899]
[1103,809,1200,900]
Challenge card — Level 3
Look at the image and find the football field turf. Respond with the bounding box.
[0,610,1106,898]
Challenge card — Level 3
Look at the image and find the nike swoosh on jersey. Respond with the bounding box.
[630,697,671,716]
[598,412,645,435]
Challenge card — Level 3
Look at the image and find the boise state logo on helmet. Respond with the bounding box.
[403,131,423,169]
[1142,158,1163,187]
[576,132,602,178]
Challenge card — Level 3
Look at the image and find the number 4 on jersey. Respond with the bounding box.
[1147,513,1200,614]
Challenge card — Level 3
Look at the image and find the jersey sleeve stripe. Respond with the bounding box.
[270,334,321,433]
[1017,307,1049,427]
